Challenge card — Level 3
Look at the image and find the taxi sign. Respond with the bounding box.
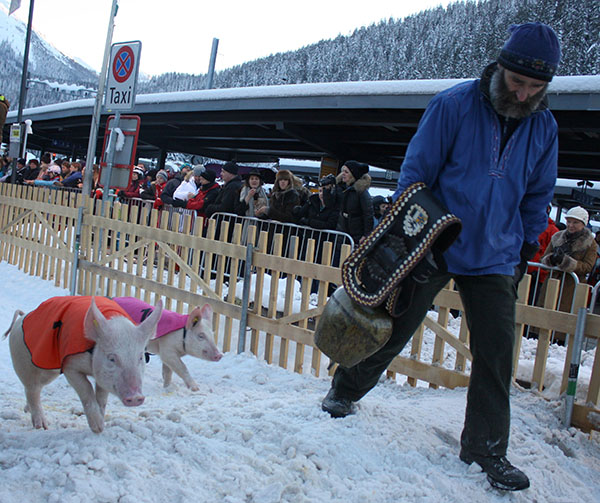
[105,41,141,111]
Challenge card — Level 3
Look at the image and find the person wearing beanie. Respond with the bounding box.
[222,161,239,176]
[204,162,243,218]
[539,206,597,325]
[192,164,205,177]
[334,160,373,243]
[140,169,169,208]
[117,165,144,200]
[321,23,562,492]
[186,169,221,219]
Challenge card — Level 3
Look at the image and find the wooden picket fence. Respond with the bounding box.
[0,183,599,431]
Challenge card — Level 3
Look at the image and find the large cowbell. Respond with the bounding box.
[315,183,461,368]
[314,287,393,368]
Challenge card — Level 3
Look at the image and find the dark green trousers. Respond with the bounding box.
[331,272,517,458]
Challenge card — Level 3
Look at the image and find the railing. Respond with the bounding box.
[211,212,355,267]
[524,262,581,344]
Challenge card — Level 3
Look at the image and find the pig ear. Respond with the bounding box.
[137,299,163,342]
[83,297,108,342]
[185,306,203,330]
[200,303,213,320]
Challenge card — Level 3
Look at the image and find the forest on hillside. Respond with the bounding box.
[139,0,600,94]
[2,0,599,108]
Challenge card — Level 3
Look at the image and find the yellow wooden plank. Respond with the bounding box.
[532,279,560,390]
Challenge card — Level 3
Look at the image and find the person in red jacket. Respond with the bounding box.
[140,170,168,209]
[186,169,220,221]
[528,205,559,289]
[117,166,145,200]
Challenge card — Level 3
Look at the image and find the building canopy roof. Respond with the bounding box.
[5,76,600,181]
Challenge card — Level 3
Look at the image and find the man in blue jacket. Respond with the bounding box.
[322,23,561,491]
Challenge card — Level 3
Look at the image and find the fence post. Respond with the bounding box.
[237,243,253,354]
[564,306,588,428]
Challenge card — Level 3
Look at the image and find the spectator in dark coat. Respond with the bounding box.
[336,160,374,243]
[160,164,192,207]
[21,159,40,182]
[205,162,243,218]
[293,174,340,230]
[372,195,391,226]
[266,169,301,223]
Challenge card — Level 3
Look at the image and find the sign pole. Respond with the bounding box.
[70,0,118,295]
[81,0,119,199]
[9,0,34,184]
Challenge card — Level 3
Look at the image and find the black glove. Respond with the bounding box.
[117,190,125,198]
[549,247,565,266]
[299,217,309,226]
[514,241,539,285]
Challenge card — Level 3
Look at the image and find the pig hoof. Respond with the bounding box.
[89,420,104,434]
[190,385,199,392]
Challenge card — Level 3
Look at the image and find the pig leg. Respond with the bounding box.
[25,385,49,429]
[95,386,109,417]
[8,321,59,429]
[63,370,104,433]
[159,350,199,391]
[162,363,174,388]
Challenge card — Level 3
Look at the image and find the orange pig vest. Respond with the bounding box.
[22,296,133,370]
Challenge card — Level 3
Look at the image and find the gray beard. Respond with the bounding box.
[490,68,547,119]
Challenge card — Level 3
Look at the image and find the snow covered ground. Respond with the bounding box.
[0,260,598,503]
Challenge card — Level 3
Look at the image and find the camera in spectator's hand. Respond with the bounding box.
[319,174,336,187]
[549,247,565,266]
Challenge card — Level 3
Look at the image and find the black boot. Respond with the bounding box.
[460,451,530,491]
[321,388,355,418]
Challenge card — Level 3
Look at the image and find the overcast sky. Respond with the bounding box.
[9,0,453,77]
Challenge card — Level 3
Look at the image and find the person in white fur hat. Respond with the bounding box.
[540,205,597,318]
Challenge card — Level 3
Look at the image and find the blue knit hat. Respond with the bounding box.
[497,23,561,82]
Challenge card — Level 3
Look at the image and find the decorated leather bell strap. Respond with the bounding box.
[341,182,461,308]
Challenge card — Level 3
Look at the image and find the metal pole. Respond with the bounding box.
[563,306,588,428]
[10,0,34,184]
[206,38,219,89]
[237,244,253,354]
[97,110,121,264]
[69,205,85,295]
[81,0,119,198]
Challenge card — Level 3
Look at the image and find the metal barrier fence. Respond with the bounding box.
[526,262,580,344]
[210,212,354,267]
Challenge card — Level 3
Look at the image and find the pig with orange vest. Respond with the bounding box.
[3,296,163,433]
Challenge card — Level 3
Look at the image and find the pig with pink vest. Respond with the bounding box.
[3,296,163,433]
[114,297,222,391]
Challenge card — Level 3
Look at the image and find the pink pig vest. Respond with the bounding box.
[22,296,133,370]
[113,297,187,339]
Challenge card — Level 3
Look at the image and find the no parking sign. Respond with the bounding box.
[105,41,141,111]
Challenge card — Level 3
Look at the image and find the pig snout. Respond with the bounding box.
[123,394,145,407]
[121,390,145,407]
[202,349,222,362]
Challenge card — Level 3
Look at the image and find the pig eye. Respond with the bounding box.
[196,332,206,339]
[107,354,117,364]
